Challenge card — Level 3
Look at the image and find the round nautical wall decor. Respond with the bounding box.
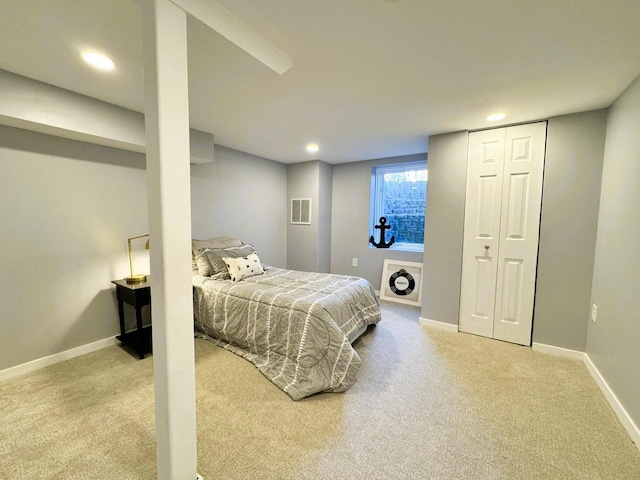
[388,269,415,296]
[380,259,423,306]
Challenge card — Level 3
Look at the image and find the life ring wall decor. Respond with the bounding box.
[380,259,423,306]
[388,269,415,296]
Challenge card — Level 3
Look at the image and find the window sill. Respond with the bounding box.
[369,243,424,253]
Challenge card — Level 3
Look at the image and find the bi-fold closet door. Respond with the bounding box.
[459,122,546,346]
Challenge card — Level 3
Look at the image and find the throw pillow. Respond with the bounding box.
[223,252,265,282]
[200,244,256,277]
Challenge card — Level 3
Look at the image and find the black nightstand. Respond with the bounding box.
[112,278,152,359]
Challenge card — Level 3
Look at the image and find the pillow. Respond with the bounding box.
[192,236,243,257]
[194,251,215,277]
[223,252,265,282]
[197,244,256,277]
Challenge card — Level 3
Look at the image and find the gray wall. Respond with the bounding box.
[286,160,332,272]
[0,128,288,371]
[0,126,147,370]
[190,145,287,267]
[318,161,333,273]
[331,154,426,290]
[419,132,468,324]
[287,161,320,271]
[587,74,640,426]
[533,110,607,350]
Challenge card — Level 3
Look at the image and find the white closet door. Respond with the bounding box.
[459,122,546,346]
[459,128,506,338]
[493,122,546,345]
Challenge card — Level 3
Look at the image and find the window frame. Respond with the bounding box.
[369,160,428,252]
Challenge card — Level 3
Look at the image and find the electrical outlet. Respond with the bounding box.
[352,258,358,267]
[591,304,598,323]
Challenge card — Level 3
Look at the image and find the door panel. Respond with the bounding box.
[468,255,495,337]
[476,175,499,238]
[511,136,532,162]
[505,173,529,240]
[459,129,505,338]
[499,258,524,323]
[482,140,501,164]
[493,122,546,345]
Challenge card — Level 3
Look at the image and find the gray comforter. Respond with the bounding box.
[192,266,381,400]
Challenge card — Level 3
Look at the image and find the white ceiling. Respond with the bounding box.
[2,0,640,164]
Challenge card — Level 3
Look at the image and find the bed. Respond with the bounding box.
[191,237,381,400]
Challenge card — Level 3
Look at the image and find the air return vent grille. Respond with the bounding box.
[291,198,312,224]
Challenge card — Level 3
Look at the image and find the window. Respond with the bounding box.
[370,160,427,251]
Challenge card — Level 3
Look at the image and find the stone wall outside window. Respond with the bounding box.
[382,180,426,244]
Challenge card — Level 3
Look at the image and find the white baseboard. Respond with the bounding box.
[0,336,119,382]
[532,342,586,361]
[583,353,640,450]
[532,342,639,451]
[418,317,459,333]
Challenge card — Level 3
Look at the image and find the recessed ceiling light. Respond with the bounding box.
[306,143,319,153]
[81,51,116,71]
[486,113,507,122]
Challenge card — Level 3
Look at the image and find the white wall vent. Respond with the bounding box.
[291,198,312,224]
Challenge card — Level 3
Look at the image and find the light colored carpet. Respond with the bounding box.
[1,301,639,479]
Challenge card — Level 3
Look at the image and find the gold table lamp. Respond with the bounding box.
[126,234,150,284]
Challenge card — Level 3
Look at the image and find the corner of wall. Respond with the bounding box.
[533,110,607,351]
[420,131,468,326]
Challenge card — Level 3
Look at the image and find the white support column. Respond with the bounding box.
[140,1,198,479]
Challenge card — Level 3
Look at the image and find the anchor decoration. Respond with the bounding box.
[369,216,396,248]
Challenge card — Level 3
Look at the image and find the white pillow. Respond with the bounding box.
[223,252,265,282]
